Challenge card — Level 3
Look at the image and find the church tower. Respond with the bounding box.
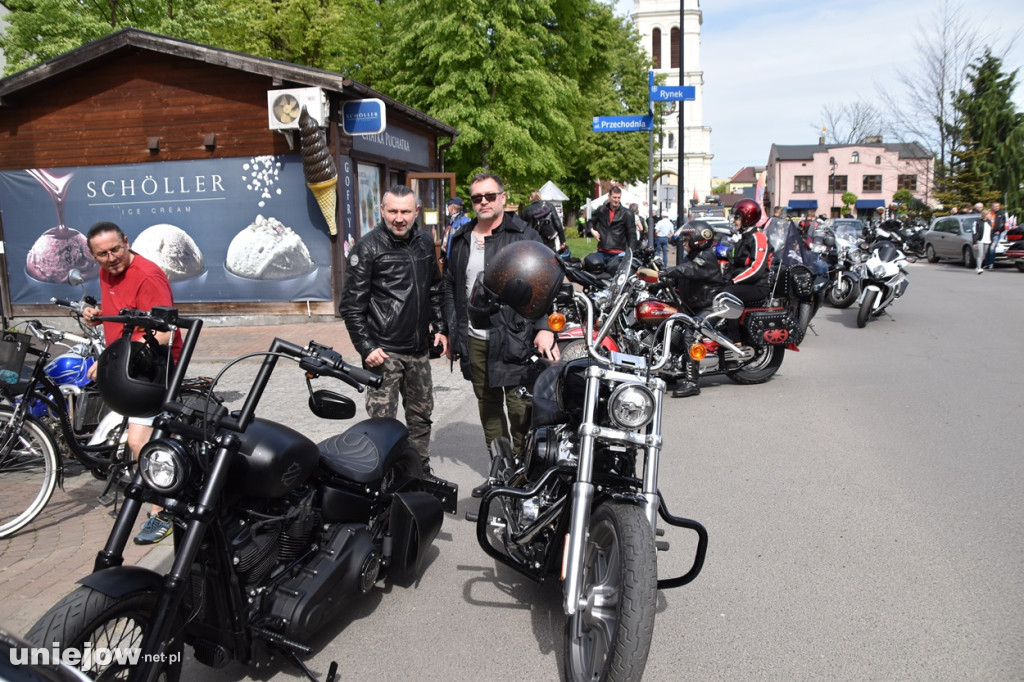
[629,0,712,215]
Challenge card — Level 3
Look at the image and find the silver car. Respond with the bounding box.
[923,213,1008,267]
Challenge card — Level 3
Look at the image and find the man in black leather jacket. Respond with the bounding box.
[443,173,559,469]
[340,185,448,469]
[588,186,637,263]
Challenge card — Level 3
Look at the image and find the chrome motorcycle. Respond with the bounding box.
[468,259,708,681]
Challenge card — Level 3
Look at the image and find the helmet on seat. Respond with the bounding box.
[469,241,565,325]
[686,222,715,251]
[732,199,762,229]
[95,337,171,417]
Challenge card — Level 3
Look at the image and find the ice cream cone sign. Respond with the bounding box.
[299,107,339,235]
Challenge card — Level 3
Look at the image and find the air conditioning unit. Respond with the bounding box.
[267,87,328,131]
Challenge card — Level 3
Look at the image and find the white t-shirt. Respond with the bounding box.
[466,237,489,340]
[655,218,674,238]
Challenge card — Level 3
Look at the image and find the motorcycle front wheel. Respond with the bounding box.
[726,345,785,385]
[26,586,183,681]
[826,277,859,308]
[558,339,590,362]
[564,502,657,682]
[857,289,878,328]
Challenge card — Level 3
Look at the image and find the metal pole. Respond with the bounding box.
[677,0,685,230]
[648,122,655,249]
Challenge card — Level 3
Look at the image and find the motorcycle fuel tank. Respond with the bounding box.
[229,418,320,498]
[635,299,679,326]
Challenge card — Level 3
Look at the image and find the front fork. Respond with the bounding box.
[562,364,663,615]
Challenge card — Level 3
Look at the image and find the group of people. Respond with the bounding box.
[972,201,1008,274]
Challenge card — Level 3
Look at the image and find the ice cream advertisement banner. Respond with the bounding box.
[0,156,333,305]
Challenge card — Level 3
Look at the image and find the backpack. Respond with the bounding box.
[531,202,561,243]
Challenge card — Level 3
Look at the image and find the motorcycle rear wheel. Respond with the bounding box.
[564,502,656,682]
[826,278,858,308]
[0,406,60,539]
[726,345,785,385]
[857,289,878,328]
[26,586,183,681]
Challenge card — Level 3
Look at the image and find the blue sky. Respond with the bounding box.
[614,0,1024,179]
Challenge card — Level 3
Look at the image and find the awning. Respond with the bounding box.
[855,199,886,209]
[788,200,818,210]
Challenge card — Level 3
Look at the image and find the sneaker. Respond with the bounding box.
[977,268,983,275]
[133,513,172,545]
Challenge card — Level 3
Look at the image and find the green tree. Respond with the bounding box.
[945,50,1024,209]
[841,191,857,214]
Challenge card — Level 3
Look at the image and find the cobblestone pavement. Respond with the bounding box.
[0,318,381,638]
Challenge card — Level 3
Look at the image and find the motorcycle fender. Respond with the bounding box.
[856,284,881,306]
[87,410,127,447]
[77,565,163,598]
[389,491,443,579]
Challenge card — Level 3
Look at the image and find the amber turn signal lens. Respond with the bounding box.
[548,312,566,332]
[688,343,707,361]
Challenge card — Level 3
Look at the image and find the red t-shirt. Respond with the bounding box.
[100,252,183,361]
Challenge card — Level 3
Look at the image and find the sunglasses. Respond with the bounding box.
[470,191,502,205]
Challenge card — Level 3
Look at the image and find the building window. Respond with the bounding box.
[652,28,661,69]
[851,152,860,164]
[670,27,680,68]
[829,156,835,165]
[794,176,813,193]
[875,156,882,164]
[862,175,882,193]
[668,133,674,149]
[828,175,848,192]
[898,174,917,190]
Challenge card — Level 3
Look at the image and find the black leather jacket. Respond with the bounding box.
[665,242,726,309]
[443,212,549,387]
[340,224,446,359]
[590,203,637,252]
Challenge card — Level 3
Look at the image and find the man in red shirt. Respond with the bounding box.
[83,221,182,544]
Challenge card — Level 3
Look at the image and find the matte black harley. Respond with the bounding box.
[27,307,457,682]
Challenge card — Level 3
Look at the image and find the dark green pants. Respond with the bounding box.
[468,336,531,453]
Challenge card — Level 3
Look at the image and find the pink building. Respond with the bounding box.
[765,140,934,219]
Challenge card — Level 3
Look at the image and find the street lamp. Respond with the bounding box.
[830,158,838,217]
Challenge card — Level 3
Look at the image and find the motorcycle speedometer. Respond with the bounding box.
[607,383,656,431]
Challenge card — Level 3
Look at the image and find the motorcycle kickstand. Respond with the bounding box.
[282,648,337,682]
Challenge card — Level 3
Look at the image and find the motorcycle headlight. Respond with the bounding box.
[607,384,656,430]
[870,262,888,278]
[138,438,191,494]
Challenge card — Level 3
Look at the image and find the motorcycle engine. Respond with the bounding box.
[228,488,319,588]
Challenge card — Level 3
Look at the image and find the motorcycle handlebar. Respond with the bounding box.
[92,307,177,333]
[283,339,382,390]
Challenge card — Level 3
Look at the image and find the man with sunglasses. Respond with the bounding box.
[443,173,560,494]
[82,221,182,545]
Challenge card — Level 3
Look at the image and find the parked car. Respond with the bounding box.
[922,213,1009,267]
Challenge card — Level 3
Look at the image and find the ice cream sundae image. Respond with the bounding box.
[24,168,100,283]
[132,223,205,281]
[225,215,315,280]
[299,107,339,235]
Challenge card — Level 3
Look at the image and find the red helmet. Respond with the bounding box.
[732,199,762,229]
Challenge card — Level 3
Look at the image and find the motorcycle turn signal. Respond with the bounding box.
[547,312,566,332]
[688,343,708,361]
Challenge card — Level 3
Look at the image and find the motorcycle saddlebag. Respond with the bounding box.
[741,308,803,346]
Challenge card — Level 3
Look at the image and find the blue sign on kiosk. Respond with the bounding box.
[342,99,387,135]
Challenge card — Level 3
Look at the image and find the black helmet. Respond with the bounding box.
[471,240,565,323]
[686,221,715,250]
[95,337,171,417]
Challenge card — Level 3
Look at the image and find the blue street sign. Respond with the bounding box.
[592,115,655,132]
[342,98,387,135]
[649,71,695,102]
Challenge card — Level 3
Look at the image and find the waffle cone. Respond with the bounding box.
[308,177,338,235]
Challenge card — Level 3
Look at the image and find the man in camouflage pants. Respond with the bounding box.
[340,185,448,469]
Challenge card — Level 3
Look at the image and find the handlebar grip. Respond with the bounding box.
[344,365,382,389]
[51,297,72,307]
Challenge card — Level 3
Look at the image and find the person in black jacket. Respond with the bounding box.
[340,184,448,469]
[724,198,772,305]
[443,173,560,483]
[521,190,565,252]
[588,186,637,263]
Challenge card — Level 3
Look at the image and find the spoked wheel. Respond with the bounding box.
[826,277,859,308]
[564,503,657,682]
[0,406,60,538]
[857,288,878,328]
[726,345,785,385]
[26,586,183,681]
[558,339,590,362]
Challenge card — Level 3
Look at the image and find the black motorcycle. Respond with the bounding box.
[27,307,457,682]
[468,260,708,681]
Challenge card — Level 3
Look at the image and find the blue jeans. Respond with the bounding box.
[984,234,1002,267]
[655,236,669,263]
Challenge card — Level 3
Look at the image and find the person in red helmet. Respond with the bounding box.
[724,199,773,305]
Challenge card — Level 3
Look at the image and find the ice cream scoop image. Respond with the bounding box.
[26,227,100,283]
[225,215,315,280]
[132,223,205,281]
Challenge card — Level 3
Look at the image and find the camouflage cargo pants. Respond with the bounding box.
[365,352,434,462]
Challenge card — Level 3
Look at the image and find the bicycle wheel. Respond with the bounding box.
[0,405,60,538]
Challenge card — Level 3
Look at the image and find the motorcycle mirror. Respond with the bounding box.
[637,268,659,283]
[308,389,356,420]
[67,269,84,287]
